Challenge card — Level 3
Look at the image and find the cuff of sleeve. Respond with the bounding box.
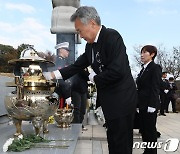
[53,70,62,79]
[147,107,156,113]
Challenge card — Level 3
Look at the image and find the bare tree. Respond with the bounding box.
[161,47,180,79]
[38,50,56,62]
[132,45,180,79]
[132,45,143,68]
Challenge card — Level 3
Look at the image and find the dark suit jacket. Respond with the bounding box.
[159,78,170,106]
[167,82,178,97]
[160,78,170,94]
[71,69,89,94]
[136,61,162,110]
[59,25,137,120]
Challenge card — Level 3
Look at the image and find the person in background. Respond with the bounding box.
[47,42,71,108]
[166,77,178,113]
[159,71,170,116]
[136,45,162,154]
[71,66,89,131]
[43,6,137,154]
[54,42,70,69]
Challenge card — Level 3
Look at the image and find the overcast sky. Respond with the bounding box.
[0,0,180,74]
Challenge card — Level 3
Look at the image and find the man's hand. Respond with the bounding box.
[65,97,72,105]
[147,107,156,113]
[43,72,53,80]
[88,70,96,82]
[164,89,169,94]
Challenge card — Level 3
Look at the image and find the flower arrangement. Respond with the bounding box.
[3,134,69,152]
[3,134,23,152]
[3,138,14,152]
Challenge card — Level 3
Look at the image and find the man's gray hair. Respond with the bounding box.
[70,6,101,25]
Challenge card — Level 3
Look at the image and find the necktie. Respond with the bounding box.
[139,67,145,77]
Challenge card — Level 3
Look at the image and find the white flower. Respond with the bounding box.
[18,134,23,140]
[3,138,14,152]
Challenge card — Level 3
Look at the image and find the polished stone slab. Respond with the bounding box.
[0,122,81,154]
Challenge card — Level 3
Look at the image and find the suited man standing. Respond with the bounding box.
[43,6,137,154]
[159,71,170,116]
[136,45,162,154]
[166,77,178,113]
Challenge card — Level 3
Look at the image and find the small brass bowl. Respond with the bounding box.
[54,108,74,128]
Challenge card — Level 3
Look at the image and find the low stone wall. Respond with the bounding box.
[176,98,180,111]
[0,75,14,116]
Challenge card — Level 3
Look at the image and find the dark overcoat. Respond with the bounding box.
[136,61,162,110]
[60,25,137,120]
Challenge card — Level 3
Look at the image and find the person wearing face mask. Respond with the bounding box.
[136,45,162,154]
[43,6,137,154]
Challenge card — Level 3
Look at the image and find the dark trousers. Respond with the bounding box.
[166,96,177,112]
[160,94,168,114]
[72,91,87,123]
[139,110,157,154]
[106,113,135,154]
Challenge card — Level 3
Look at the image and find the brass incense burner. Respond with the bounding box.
[54,108,74,128]
[4,46,58,136]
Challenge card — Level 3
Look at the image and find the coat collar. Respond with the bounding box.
[140,61,155,77]
[94,26,102,43]
[145,61,155,70]
[96,25,106,44]
[143,60,152,69]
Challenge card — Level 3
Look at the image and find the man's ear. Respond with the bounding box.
[90,19,97,27]
[151,52,155,58]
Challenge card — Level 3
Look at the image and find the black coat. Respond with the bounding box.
[48,57,71,99]
[160,78,170,95]
[71,69,89,94]
[167,82,178,97]
[59,25,137,120]
[136,61,162,110]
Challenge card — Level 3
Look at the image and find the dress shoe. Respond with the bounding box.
[173,111,178,113]
[165,111,169,113]
[159,113,166,116]
[157,131,161,138]
[103,122,107,128]
[82,125,88,131]
[82,127,88,131]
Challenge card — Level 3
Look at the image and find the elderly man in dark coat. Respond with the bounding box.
[43,6,137,154]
